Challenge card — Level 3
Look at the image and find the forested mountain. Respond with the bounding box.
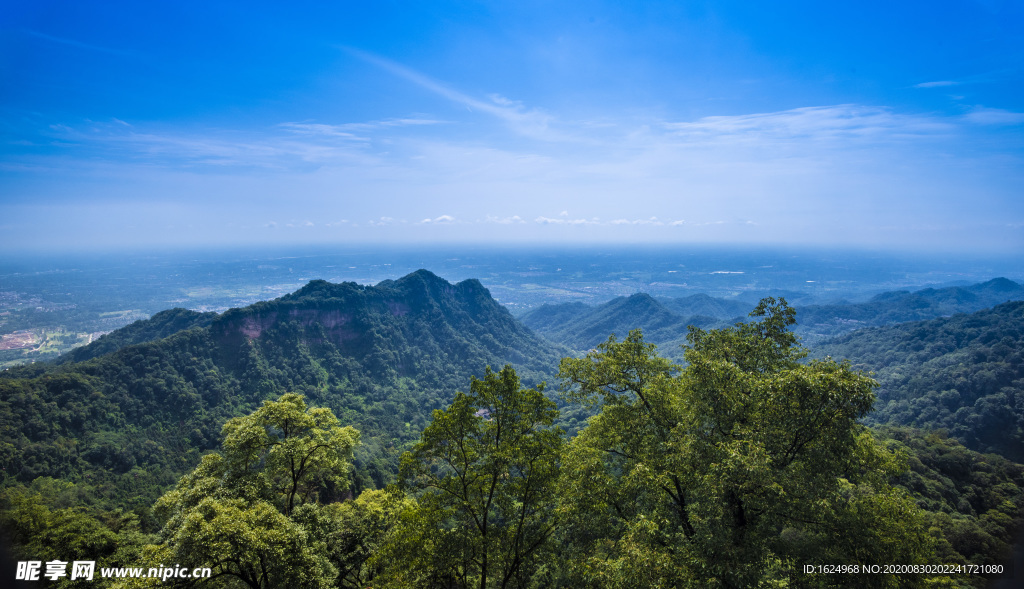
[655,292,753,319]
[877,426,1024,570]
[520,293,727,356]
[521,278,1024,352]
[797,277,1024,343]
[0,270,564,511]
[56,308,219,364]
[3,274,1024,587]
[816,300,1024,462]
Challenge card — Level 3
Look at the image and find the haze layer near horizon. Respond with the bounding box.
[3,244,1022,313]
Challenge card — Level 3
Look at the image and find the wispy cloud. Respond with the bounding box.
[378,118,446,127]
[281,117,445,136]
[279,123,369,140]
[346,48,565,141]
[26,30,132,57]
[36,119,379,169]
[663,105,952,143]
[915,80,958,88]
[963,107,1024,126]
[7,94,1019,254]
[913,68,1016,90]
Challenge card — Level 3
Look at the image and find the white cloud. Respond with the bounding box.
[379,118,446,127]
[963,107,1024,126]
[9,83,1021,253]
[608,217,667,226]
[286,117,445,134]
[26,29,132,57]
[418,215,456,224]
[279,122,368,140]
[915,80,958,88]
[534,216,600,225]
[348,49,563,141]
[41,120,379,169]
[663,105,951,143]
[485,215,526,224]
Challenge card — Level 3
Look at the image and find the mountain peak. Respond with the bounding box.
[613,292,662,312]
[973,277,1021,293]
[396,268,447,285]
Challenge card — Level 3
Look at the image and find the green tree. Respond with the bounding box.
[147,393,360,588]
[556,299,938,588]
[217,392,359,515]
[292,487,416,589]
[390,365,563,589]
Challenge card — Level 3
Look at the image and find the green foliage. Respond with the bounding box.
[149,393,357,588]
[817,300,1024,461]
[290,488,416,588]
[556,299,938,588]
[875,426,1024,587]
[3,274,1023,587]
[388,365,563,588]
[217,393,359,514]
[57,308,217,365]
[521,293,724,358]
[0,271,562,517]
[0,479,152,588]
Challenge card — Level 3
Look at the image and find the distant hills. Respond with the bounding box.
[818,299,1024,462]
[0,270,563,505]
[520,293,725,357]
[796,277,1024,342]
[520,278,1024,353]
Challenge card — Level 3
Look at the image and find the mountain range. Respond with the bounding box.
[519,277,1024,353]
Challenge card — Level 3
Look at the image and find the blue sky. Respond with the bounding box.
[2,1,1022,252]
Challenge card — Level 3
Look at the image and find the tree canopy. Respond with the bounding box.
[390,365,563,588]
[147,393,359,588]
[555,298,937,588]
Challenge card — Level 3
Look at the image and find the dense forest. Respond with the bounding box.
[818,301,1024,461]
[0,271,564,512]
[2,272,1023,587]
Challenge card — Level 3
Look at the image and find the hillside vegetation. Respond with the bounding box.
[0,270,563,512]
[2,274,1023,587]
[817,300,1024,461]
